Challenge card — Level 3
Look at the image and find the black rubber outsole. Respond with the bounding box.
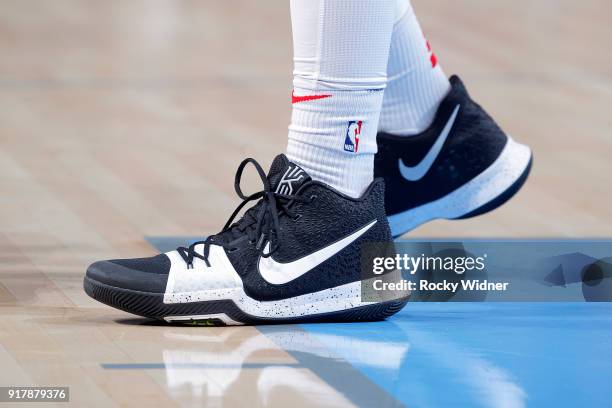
[84,276,409,326]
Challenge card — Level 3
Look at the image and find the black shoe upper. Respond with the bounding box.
[374,75,508,216]
[228,155,392,301]
[86,154,393,301]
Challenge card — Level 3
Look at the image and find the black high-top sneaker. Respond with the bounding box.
[375,75,532,237]
[84,154,409,325]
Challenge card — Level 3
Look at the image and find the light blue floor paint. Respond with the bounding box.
[301,303,612,407]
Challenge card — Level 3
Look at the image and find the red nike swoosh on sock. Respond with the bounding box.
[291,90,332,104]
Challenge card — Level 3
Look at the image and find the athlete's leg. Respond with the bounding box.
[286,0,395,198]
[379,0,451,136]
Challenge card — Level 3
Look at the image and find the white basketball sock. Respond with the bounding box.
[378,0,451,136]
[286,0,394,198]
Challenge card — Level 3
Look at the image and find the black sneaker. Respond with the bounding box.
[375,75,533,237]
[84,154,409,325]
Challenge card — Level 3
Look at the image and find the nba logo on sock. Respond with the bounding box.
[344,120,362,153]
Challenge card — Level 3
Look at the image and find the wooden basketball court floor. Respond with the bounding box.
[1,1,611,406]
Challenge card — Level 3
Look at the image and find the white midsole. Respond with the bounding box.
[388,136,532,236]
[163,275,409,323]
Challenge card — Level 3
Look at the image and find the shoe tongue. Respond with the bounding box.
[267,154,311,195]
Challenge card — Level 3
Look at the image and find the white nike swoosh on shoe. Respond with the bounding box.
[398,104,460,181]
[258,219,377,285]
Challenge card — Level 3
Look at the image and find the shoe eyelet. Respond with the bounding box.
[292,214,302,222]
[309,195,318,203]
[227,247,239,253]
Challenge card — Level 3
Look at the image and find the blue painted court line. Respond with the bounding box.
[301,303,612,407]
[102,362,300,370]
[259,325,405,408]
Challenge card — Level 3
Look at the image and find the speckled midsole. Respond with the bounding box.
[163,275,409,321]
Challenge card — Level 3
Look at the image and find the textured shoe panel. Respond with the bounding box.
[441,75,508,171]
[230,179,393,302]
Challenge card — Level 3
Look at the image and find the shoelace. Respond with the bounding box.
[177,158,311,269]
